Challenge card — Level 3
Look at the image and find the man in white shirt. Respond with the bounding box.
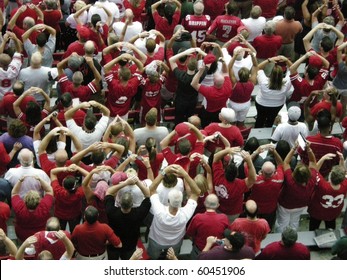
[241,5,266,42]
[88,0,120,25]
[113,9,142,42]
[147,164,201,260]
[64,101,110,154]
[4,148,50,198]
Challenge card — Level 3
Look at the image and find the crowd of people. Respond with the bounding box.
[0,0,347,261]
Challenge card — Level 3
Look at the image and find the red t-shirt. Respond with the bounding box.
[0,201,10,234]
[55,109,86,128]
[230,81,254,103]
[43,10,62,32]
[278,168,317,209]
[12,194,54,241]
[252,35,283,59]
[1,92,36,118]
[253,0,279,18]
[52,180,84,220]
[203,123,244,152]
[213,161,249,215]
[0,142,11,176]
[145,47,165,66]
[230,217,270,253]
[63,41,85,59]
[87,25,109,51]
[124,0,145,22]
[249,166,284,214]
[310,100,343,119]
[18,109,49,138]
[202,0,228,20]
[136,153,164,181]
[11,6,39,29]
[186,211,229,251]
[105,73,142,117]
[152,10,181,40]
[182,14,211,46]
[207,15,244,42]
[199,77,232,112]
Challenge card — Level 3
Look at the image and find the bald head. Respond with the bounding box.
[23,17,35,29]
[213,73,225,88]
[0,54,11,69]
[250,5,262,19]
[18,148,34,167]
[84,40,95,55]
[245,199,257,217]
[46,217,61,231]
[30,51,42,67]
[261,161,276,178]
[188,115,201,128]
[193,1,204,15]
[55,149,68,167]
[204,194,219,210]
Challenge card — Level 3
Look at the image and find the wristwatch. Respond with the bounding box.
[160,169,166,176]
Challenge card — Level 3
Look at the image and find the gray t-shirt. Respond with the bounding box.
[24,35,56,67]
[18,66,52,102]
[134,126,169,152]
[311,21,342,52]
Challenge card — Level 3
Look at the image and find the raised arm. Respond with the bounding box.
[74,4,92,25]
[213,147,241,163]
[13,87,34,117]
[85,56,102,87]
[64,101,91,120]
[55,230,75,260]
[0,229,17,257]
[172,164,201,201]
[15,235,37,260]
[191,64,206,91]
[242,151,256,188]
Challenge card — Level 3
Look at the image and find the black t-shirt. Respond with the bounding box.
[105,195,151,250]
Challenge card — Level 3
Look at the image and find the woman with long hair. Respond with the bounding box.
[135,137,164,180]
[254,55,292,128]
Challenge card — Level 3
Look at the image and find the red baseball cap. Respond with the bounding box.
[308,55,323,68]
[203,54,216,65]
[76,25,90,40]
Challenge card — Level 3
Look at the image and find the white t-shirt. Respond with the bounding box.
[66,11,88,29]
[149,194,197,245]
[241,17,266,42]
[66,115,109,152]
[115,178,152,207]
[271,121,308,148]
[112,21,143,42]
[88,1,120,24]
[256,70,292,107]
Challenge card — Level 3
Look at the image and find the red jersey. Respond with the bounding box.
[140,74,166,112]
[249,166,284,214]
[308,174,347,221]
[58,74,98,102]
[0,201,10,234]
[182,14,211,46]
[207,15,244,42]
[199,77,232,112]
[55,109,86,128]
[213,161,249,215]
[105,72,142,117]
[289,68,328,104]
[63,41,85,59]
[11,5,39,29]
